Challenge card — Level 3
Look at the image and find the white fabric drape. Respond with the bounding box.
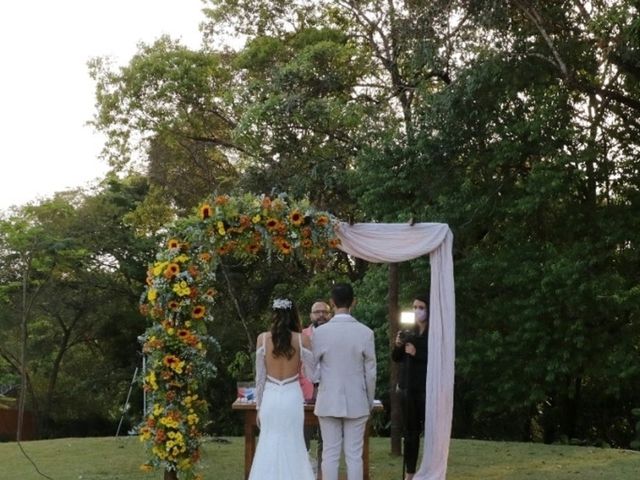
[335,222,455,480]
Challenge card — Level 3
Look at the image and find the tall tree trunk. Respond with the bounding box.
[388,262,402,455]
[17,255,31,442]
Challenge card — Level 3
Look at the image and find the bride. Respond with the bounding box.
[248,298,316,480]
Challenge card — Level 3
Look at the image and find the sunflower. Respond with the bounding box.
[278,240,292,255]
[302,238,313,249]
[167,238,180,249]
[290,210,303,226]
[168,300,180,310]
[265,218,279,231]
[199,203,212,220]
[163,263,180,279]
[192,305,206,319]
[199,252,212,262]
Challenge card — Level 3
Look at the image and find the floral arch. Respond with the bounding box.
[138,193,455,480]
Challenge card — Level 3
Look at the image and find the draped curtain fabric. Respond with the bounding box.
[335,222,456,480]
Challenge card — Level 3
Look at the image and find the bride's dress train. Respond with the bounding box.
[248,374,315,480]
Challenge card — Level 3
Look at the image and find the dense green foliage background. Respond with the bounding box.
[1,0,639,449]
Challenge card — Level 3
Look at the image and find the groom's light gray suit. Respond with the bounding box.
[313,313,377,480]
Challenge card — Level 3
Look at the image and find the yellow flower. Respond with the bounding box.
[172,281,191,297]
[147,288,158,302]
[192,305,205,319]
[139,463,153,472]
[187,413,199,425]
[251,214,261,223]
[217,221,226,236]
[167,238,180,249]
[174,254,190,263]
[146,372,158,391]
[153,261,169,276]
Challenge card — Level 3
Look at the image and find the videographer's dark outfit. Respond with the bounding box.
[392,328,428,475]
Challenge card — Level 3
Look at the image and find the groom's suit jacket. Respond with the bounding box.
[313,313,377,418]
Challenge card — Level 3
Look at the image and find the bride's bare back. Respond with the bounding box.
[257,332,311,380]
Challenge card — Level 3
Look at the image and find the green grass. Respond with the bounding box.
[0,436,638,480]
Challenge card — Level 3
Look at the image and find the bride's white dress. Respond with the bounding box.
[248,334,315,480]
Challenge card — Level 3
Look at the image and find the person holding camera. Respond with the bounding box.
[392,294,429,480]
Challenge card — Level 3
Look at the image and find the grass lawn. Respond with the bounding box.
[1,436,638,480]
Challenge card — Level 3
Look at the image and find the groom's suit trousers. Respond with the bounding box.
[318,415,369,480]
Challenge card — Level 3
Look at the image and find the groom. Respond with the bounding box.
[313,283,377,480]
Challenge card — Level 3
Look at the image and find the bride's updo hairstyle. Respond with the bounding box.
[270,298,301,359]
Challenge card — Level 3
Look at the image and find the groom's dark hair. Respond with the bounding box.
[331,283,354,308]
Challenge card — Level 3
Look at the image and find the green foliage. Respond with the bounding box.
[72,0,640,449]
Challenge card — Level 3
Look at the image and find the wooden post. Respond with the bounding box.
[164,469,178,480]
[388,262,402,456]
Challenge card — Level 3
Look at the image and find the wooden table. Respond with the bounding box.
[232,399,383,480]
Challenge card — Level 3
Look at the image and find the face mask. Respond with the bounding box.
[415,309,427,323]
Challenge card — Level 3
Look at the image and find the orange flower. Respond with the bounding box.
[163,263,180,279]
[199,203,212,220]
[239,215,251,229]
[188,265,199,278]
[215,194,229,205]
[302,238,313,249]
[301,227,312,238]
[261,196,272,209]
[204,288,217,298]
[167,238,180,249]
[139,304,149,316]
[329,237,341,249]
[192,305,206,319]
[216,243,231,255]
[289,210,303,226]
[316,214,329,226]
[199,252,212,262]
[245,243,261,254]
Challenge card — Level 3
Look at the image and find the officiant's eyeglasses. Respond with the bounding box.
[312,310,330,315]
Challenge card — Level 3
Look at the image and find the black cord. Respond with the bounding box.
[16,439,55,480]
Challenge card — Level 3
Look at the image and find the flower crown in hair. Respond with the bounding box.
[272,298,293,310]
